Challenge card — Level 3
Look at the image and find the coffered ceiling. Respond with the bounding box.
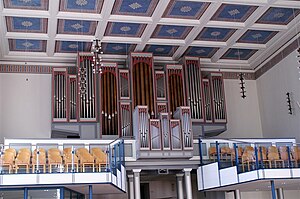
[0,0,300,70]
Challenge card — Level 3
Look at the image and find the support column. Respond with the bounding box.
[89,185,93,199]
[24,187,28,199]
[234,189,241,199]
[183,168,193,199]
[128,174,134,199]
[276,188,284,199]
[176,174,184,199]
[133,169,141,199]
[271,180,277,199]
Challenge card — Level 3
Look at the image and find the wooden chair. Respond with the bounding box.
[32,153,46,173]
[220,146,231,160]
[91,148,107,172]
[209,146,217,161]
[279,146,291,168]
[267,146,283,168]
[291,146,300,167]
[48,148,63,173]
[76,148,95,172]
[15,149,31,173]
[63,148,79,172]
[0,151,15,173]
[242,150,255,172]
[230,147,243,166]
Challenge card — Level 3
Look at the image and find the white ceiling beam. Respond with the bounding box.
[251,23,288,31]
[2,8,50,18]
[102,36,142,44]
[55,34,95,42]
[109,15,153,23]
[94,0,115,39]
[190,40,227,47]
[135,0,171,51]
[232,43,266,49]
[56,12,102,21]
[46,0,59,57]
[159,18,200,26]
[0,1,8,58]
[6,32,49,39]
[147,38,185,46]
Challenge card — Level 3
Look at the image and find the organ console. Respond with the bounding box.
[52,54,227,148]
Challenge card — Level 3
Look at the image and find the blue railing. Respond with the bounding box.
[198,138,298,174]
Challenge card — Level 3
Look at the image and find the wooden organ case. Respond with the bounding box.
[99,63,119,136]
[51,54,227,148]
[130,52,156,118]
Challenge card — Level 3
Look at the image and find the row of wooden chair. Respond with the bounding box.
[209,145,300,172]
[0,147,107,174]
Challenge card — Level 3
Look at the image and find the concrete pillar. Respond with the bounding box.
[183,168,193,199]
[176,174,184,199]
[276,188,284,199]
[128,174,134,199]
[234,189,241,199]
[133,169,141,199]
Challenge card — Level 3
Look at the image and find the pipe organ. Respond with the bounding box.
[78,56,97,121]
[52,68,67,122]
[52,53,227,142]
[209,73,227,123]
[166,65,186,116]
[68,75,77,122]
[183,57,204,122]
[100,63,118,136]
[131,53,155,118]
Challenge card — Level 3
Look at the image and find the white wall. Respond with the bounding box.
[257,50,300,140]
[0,73,52,143]
[218,79,263,138]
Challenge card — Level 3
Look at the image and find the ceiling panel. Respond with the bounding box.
[211,4,258,22]
[59,0,103,13]
[111,0,159,16]
[196,27,236,42]
[9,39,47,52]
[105,22,146,37]
[57,19,97,35]
[3,0,49,10]
[6,16,48,33]
[185,46,219,58]
[163,1,210,19]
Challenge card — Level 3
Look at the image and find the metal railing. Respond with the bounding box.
[0,139,124,175]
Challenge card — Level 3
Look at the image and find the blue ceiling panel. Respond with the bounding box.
[185,46,218,58]
[256,7,300,25]
[60,0,103,13]
[144,45,179,56]
[163,1,210,19]
[6,16,47,33]
[196,27,236,42]
[3,0,49,10]
[112,0,159,16]
[56,41,91,53]
[9,39,46,52]
[102,43,136,55]
[151,25,192,39]
[58,19,97,35]
[105,22,146,37]
[211,4,257,22]
[222,48,258,60]
[238,30,278,44]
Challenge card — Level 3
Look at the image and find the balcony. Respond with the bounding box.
[0,138,126,194]
[197,138,300,191]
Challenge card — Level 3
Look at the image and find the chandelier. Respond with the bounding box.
[91,38,103,74]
